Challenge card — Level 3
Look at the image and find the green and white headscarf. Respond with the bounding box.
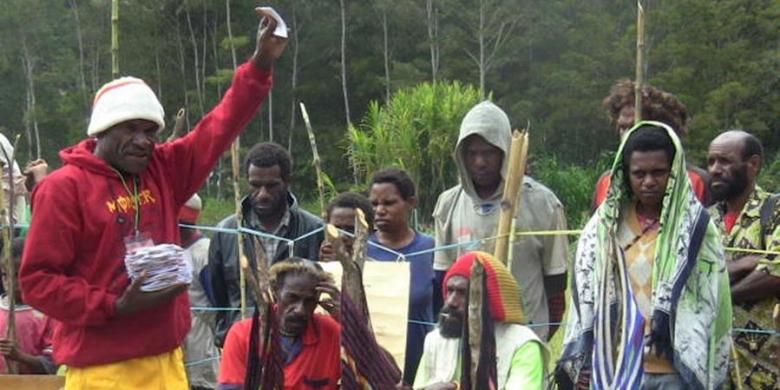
[557,121,732,389]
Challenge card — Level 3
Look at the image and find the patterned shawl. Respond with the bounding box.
[557,121,732,389]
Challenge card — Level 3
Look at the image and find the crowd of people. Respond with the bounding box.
[0,6,775,390]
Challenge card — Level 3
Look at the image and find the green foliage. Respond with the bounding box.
[198,196,234,227]
[532,152,614,229]
[348,81,483,220]
[758,151,780,192]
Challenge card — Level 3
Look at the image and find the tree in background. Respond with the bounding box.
[348,81,482,222]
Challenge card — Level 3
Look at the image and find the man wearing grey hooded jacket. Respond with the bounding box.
[432,101,568,341]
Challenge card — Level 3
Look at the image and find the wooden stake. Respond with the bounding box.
[493,130,528,265]
[230,139,247,319]
[0,134,21,374]
[111,0,119,79]
[299,103,326,219]
[634,1,645,123]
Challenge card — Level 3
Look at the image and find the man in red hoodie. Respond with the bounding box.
[19,8,287,389]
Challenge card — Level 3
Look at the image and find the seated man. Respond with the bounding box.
[218,258,341,390]
[414,251,547,390]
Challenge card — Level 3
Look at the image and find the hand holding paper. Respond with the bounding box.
[252,6,289,70]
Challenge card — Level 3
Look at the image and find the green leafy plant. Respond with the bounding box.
[347,81,483,222]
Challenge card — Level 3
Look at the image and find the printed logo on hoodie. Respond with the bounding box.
[106,189,156,213]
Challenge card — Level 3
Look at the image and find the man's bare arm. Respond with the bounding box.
[727,255,761,284]
[731,269,780,303]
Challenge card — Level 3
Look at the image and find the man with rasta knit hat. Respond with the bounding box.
[414,251,548,390]
[19,8,287,389]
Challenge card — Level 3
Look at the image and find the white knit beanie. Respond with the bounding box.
[87,77,165,137]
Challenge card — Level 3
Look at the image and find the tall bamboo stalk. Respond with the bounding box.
[299,103,326,219]
[1,134,21,374]
[111,0,119,78]
[634,1,645,123]
[224,0,247,320]
[230,140,248,319]
[493,130,528,265]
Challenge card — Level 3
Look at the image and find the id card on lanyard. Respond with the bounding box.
[112,169,155,253]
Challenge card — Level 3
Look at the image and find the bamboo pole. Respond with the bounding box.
[111,0,119,79]
[299,103,326,219]
[230,139,248,319]
[634,1,645,124]
[493,130,528,265]
[0,134,21,374]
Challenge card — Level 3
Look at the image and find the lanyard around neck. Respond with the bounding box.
[111,168,141,235]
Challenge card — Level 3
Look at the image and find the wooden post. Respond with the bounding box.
[111,0,119,79]
[634,1,645,123]
[493,130,528,265]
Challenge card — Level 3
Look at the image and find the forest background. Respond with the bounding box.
[0,0,777,230]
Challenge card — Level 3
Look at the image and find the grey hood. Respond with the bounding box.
[454,100,512,200]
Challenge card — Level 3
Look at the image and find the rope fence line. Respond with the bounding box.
[7,223,780,258]
[177,222,780,259]
[191,307,778,337]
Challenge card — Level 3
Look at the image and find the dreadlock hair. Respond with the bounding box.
[245,258,332,390]
[325,192,375,231]
[602,79,689,136]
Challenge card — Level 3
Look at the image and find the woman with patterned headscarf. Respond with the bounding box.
[556,121,731,389]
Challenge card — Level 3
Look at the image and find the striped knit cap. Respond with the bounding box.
[87,77,165,137]
[443,251,524,324]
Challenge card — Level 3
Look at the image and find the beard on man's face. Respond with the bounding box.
[438,306,464,339]
[711,165,749,203]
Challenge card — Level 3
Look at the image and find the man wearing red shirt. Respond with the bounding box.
[219,258,341,390]
[19,8,287,389]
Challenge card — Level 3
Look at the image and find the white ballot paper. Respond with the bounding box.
[125,244,193,292]
[258,6,288,38]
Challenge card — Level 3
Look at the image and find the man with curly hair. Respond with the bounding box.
[592,79,711,210]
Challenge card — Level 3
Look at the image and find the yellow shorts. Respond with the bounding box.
[65,347,188,390]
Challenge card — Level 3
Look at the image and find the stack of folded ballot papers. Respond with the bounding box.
[125,244,193,292]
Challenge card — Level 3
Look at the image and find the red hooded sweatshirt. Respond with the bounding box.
[19,62,271,367]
